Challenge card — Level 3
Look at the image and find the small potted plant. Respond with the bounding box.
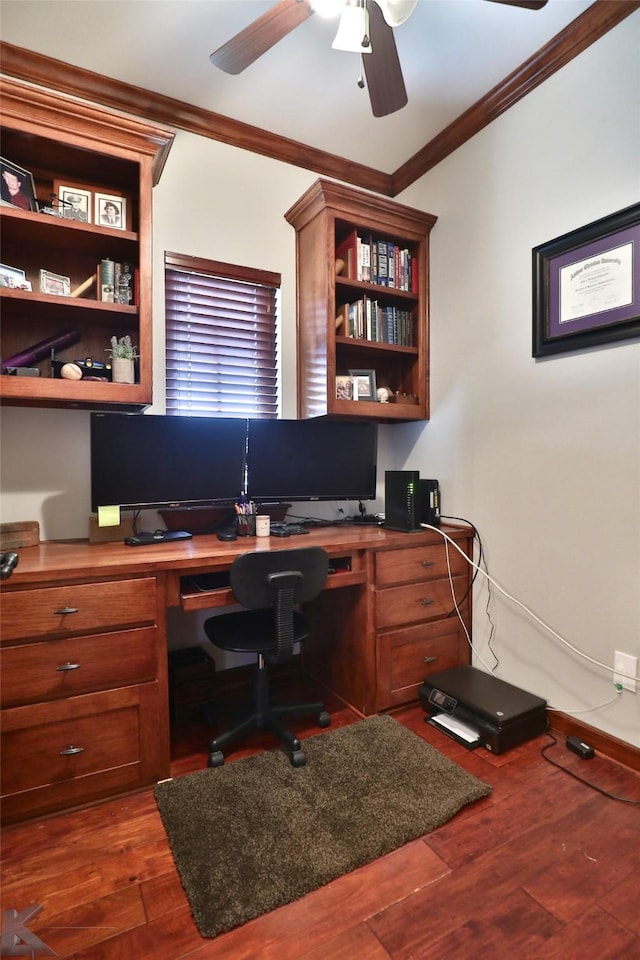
[107,335,138,384]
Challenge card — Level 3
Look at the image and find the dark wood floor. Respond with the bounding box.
[2,687,639,960]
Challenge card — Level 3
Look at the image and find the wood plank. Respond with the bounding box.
[402,887,561,960]
[598,867,640,936]
[30,885,146,957]
[298,923,392,960]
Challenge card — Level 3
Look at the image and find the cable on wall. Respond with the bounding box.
[421,522,640,685]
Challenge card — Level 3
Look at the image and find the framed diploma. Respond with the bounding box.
[532,203,640,358]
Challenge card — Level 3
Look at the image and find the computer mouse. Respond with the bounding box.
[217,529,237,541]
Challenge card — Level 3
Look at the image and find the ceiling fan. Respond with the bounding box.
[210,0,549,119]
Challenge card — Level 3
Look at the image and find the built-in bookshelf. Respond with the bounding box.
[0,78,174,410]
[285,179,437,422]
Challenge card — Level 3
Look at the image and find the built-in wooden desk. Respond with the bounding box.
[0,523,473,824]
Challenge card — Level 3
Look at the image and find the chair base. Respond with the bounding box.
[207,660,330,767]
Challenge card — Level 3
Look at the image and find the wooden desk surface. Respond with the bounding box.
[2,523,472,586]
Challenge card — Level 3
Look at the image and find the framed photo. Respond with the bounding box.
[533,203,640,358]
[1,157,37,212]
[348,369,377,401]
[95,192,127,231]
[56,184,92,223]
[0,262,30,290]
[39,269,71,297]
[335,375,354,400]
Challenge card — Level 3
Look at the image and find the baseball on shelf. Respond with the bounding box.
[60,362,83,380]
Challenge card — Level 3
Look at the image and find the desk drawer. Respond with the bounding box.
[377,618,469,710]
[0,627,158,708]
[1,686,142,796]
[375,543,467,587]
[375,576,467,630]
[1,578,157,642]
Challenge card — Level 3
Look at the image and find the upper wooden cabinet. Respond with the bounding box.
[0,78,174,411]
[285,179,437,422]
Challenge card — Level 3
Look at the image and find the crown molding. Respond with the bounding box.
[1,0,637,198]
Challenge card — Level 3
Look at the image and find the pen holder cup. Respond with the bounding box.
[237,514,256,537]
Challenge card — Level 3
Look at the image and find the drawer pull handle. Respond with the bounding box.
[56,662,80,672]
[421,560,435,567]
[420,598,435,606]
[59,745,84,756]
[54,606,79,615]
[424,656,437,663]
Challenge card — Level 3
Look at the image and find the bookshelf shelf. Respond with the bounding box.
[285,179,437,422]
[0,77,174,411]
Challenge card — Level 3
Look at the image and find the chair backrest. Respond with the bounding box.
[230,547,329,662]
[229,547,329,610]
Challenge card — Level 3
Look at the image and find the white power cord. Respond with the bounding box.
[421,523,640,685]
[440,533,497,675]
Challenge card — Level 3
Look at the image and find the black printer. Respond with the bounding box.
[419,665,547,754]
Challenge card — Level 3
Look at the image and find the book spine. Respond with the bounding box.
[99,258,115,303]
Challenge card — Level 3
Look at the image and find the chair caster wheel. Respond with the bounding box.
[208,750,225,768]
[291,749,306,767]
[317,710,331,728]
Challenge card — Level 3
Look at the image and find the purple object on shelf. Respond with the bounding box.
[1,327,81,373]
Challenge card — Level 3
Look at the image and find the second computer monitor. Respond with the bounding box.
[247,419,377,503]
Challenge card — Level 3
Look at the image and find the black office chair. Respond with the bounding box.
[203,546,331,768]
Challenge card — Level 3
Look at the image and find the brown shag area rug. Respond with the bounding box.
[155,714,491,938]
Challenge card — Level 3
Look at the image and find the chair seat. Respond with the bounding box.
[203,546,330,767]
[205,608,309,655]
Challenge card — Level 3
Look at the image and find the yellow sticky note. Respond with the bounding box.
[98,505,121,527]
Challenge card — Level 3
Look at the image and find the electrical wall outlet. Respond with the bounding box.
[614,651,637,693]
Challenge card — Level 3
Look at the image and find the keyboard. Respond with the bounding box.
[270,522,310,537]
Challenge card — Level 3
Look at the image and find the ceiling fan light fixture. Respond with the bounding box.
[332,4,372,54]
[377,0,418,28]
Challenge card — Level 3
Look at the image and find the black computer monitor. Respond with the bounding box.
[90,413,247,512]
[247,419,377,503]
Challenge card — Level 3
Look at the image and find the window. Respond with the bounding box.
[165,252,280,418]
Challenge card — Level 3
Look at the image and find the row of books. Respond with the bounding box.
[98,258,138,305]
[335,228,417,292]
[338,298,416,346]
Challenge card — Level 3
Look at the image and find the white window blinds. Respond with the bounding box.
[165,252,280,418]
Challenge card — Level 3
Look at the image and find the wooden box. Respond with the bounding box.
[0,521,39,550]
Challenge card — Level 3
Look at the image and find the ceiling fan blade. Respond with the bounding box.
[362,0,407,118]
[484,0,549,9]
[210,0,314,75]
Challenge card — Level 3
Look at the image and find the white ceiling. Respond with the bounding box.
[1,0,595,172]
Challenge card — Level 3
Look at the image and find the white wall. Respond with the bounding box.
[394,12,640,745]
[1,14,638,742]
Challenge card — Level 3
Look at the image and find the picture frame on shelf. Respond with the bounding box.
[39,269,71,297]
[1,157,37,212]
[532,202,640,358]
[95,191,127,231]
[335,375,354,400]
[56,184,92,223]
[349,369,377,401]
[0,262,31,290]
